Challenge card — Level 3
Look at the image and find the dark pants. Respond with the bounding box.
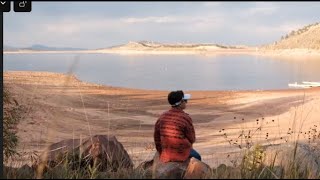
[189,148,201,161]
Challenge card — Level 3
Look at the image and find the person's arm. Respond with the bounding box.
[154,119,162,153]
[184,116,196,144]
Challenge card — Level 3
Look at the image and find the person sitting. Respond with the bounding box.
[154,90,201,163]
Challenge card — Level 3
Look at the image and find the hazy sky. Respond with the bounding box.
[4,2,320,49]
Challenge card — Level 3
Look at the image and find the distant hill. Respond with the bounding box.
[3,45,20,51]
[23,44,87,51]
[97,41,249,52]
[4,44,87,51]
[263,22,320,50]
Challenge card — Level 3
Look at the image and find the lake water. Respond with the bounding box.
[3,53,320,91]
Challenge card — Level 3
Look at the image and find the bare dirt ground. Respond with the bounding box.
[4,71,320,168]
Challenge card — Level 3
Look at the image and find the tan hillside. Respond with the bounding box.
[263,22,320,50]
[100,41,247,52]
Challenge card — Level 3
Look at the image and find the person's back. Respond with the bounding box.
[154,90,201,163]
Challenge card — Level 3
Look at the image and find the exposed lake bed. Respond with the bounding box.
[4,71,320,168]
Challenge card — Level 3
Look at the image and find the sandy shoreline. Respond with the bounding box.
[4,71,320,168]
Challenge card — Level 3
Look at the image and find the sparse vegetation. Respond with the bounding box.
[4,163,150,179]
[4,142,319,179]
[113,41,241,50]
[3,87,22,162]
[4,115,319,179]
[264,22,320,50]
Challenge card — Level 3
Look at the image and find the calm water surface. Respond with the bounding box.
[3,53,320,91]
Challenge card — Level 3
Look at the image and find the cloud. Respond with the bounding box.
[38,16,125,35]
[228,21,307,45]
[4,2,320,48]
[184,17,224,33]
[202,2,222,7]
[121,16,178,24]
[42,14,222,36]
[248,6,278,15]
[120,12,225,32]
[233,22,304,35]
[4,15,128,48]
[244,2,279,16]
[276,23,307,33]
[44,22,78,35]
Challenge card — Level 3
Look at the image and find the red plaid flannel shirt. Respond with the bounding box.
[154,108,195,163]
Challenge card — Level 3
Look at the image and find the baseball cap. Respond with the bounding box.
[183,94,191,100]
[168,91,191,106]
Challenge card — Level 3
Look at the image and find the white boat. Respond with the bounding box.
[302,81,320,85]
[288,81,320,88]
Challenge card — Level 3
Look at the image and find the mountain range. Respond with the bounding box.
[3,44,87,51]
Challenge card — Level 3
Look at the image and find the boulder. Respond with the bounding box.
[184,157,211,179]
[34,135,133,173]
[138,152,211,179]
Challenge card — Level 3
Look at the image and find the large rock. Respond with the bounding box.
[138,152,211,179]
[184,158,211,179]
[263,143,320,178]
[34,135,133,173]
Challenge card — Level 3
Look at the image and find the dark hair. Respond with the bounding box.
[168,90,184,106]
